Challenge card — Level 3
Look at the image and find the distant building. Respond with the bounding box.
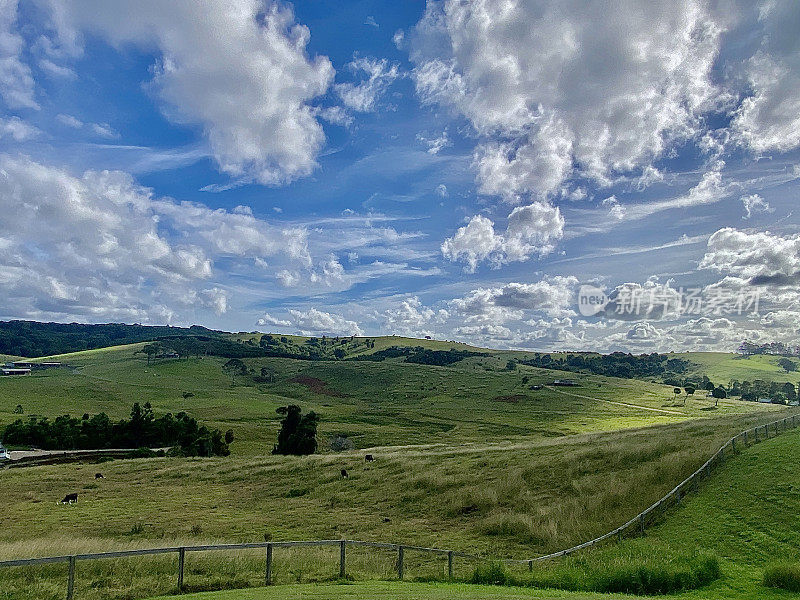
[38,362,62,369]
[552,379,578,387]
[1,368,31,376]
[12,361,32,369]
[156,351,180,359]
[758,398,773,403]
[0,444,9,460]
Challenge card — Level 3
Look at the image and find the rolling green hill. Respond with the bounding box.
[145,426,800,600]
[0,338,795,600]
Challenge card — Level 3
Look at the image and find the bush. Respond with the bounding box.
[470,562,510,586]
[764,563,800,592]
[468,541,720,595]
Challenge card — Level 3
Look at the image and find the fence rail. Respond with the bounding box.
[2,413,798,599]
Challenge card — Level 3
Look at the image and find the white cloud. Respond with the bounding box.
[0,155,309,322]
[442,202,564,271]
[383,296,447,336]
[41,0,334,185]
[336,56,400,112]
[731,2,800,153]
[257,312,292,327]
[0,0,37,109]
[284,307,363,336]
[450,276,578,325]
[741,193,773,219]
[417,130,452,155]
[0,116,39,141]
[57,113,83,128]
[409,0,723,195]
[91,122,118,138]
[700,227,800,285]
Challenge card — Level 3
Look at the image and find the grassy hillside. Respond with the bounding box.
[0,341,793,600]
[144,427,800,600]
[683,352,800,386]
[0,342,773,455]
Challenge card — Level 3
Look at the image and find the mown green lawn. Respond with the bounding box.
[147,581,637,600]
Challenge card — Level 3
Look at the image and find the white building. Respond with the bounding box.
[0,444,9,460]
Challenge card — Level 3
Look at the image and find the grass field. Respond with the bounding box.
[0,340,794,599]
[683,352,800,386]
[0,343,775,456]
[138,427,800,600]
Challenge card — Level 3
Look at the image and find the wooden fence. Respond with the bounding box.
[1,413,798,599]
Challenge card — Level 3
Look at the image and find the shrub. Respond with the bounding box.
[468,541,720,595]
[329,435,353,452]
[764,563,800,592]
[470,562,510,586]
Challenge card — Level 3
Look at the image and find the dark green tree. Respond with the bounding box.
[272,405,319,456]
[222,358,247,385]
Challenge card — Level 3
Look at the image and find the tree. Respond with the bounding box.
[222,358,247,385]
[782,382,797,403]
[673,387,681,401]
[711,386,727,407]
[137,342,163,365]
[778,357,797,373]
[273,405,319,456]
[506,360,517,371]
[684,386,696,405]
[13,404,23,414]
[225,429,235,445]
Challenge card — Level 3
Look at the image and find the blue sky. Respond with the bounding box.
[2,0,800,352]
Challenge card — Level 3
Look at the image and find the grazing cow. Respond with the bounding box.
[95,473,104,479]
[60,493,78,504]
[364,454,374,462]
[340,469,348,478]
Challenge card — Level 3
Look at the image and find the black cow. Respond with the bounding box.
[95,473,104,479]
[340,469,348,478]
[364,454,374,462]
[60,493,78,504]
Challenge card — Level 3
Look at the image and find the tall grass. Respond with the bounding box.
[470,540,720,595]
[764,563,800,592]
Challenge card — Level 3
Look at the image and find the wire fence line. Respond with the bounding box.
[2,413,798,599]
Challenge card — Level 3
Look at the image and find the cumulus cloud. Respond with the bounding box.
[383,296,448,336]
[741,194,773,219]
[731,2,800,153]
[450,276,578,324]
[409,0,723,195]
[441,202,564,271]
[38,0,334,185]
[336,56,400,112]
[700,227,800,285]
[277,308,364,336]
[0,155,308,321]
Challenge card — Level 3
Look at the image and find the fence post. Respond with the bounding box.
[527,559,532,573]
[397,546,404,580]
[177,547,185,591]
[732,437,736,453]
[265,543,273,585]
[448,551,454,579]
[66,556,76,600]
[744,430,748,446]
[339,540,346,579]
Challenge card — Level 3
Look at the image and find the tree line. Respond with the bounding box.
[1,402,232,456]
[518,352,690,381]
[0,320,223,358]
